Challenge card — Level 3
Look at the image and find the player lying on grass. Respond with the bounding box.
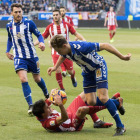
[47,35,131,136]
[32,89,124,133]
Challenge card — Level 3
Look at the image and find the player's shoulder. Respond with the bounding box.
[66,15,72,19]
[6,20,12,28]
[63,21,71,26]
[24,18,34,24]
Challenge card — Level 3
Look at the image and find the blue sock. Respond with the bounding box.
[104,99,124,127]
[22,82,33,106]
[112,99,119,107]
[37,78,49,96]
[95,97,104,106]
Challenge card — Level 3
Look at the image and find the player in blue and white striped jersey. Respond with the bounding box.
[47,35,131,136]
[6,3,49,115]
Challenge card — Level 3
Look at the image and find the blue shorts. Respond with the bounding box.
[14,57,40,74]
[82,60,108,93]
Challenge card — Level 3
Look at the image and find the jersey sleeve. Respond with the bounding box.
[66,22,76,34]
[6,24,13,53]
[77,41,100,55]
[45,99,52,106]
[29,20,41,37]
[69,17,74,26]
[44,118,59,131]
[42,25,50,39]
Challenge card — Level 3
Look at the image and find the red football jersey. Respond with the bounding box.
[37,99,76,132]
[42,22,76,57]
[106,12,116,26]
[62,16,74,26]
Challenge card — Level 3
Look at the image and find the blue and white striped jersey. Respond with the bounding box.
[62,41,105,73]
[6,18,41,59]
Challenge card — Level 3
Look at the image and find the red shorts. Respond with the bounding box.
[66,96,87,131]
[108,25,116,31]
[52,56,73,70]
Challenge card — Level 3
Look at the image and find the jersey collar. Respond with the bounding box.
[12,17,24,26]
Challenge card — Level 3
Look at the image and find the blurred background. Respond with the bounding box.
[0,0,140,28]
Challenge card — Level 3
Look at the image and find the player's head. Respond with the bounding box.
[60,6,66,18]
[53,9,61,22]
[50,35,69,55]
[11,3,23,22]
[110,6,114,12]
[32,99,52,118]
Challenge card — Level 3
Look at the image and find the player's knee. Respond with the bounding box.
[67,70,73,75]
[20,76,28,83]
[34,76,41,83]
[86,99,96,106]
[77,107,86,115]
[99,96,108,104]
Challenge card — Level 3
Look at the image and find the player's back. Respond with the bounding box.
[63,41,104,73]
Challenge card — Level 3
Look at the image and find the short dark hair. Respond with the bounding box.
[60,6,66,10]
[50,35,67,48]
[32,99,45,118]
[53,9,61,15]
[11,3,22,11]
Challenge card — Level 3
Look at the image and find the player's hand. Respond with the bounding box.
[6,52,14,60]
[47,67,57,76]
[52,94,62,106]
[122,53,131,61]
[39,42,45,51]
[50,88,59,96]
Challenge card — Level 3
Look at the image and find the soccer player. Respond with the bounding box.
[6,3,49,115]
[32,89,123,133]
[47,35,131,136]
[104,6,118,43]
[34,9,86,91]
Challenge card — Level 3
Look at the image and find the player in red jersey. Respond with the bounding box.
[104,6,118,43]
[32,89,123,132]
[34,9,86,91]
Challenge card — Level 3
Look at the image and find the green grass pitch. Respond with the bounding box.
[0,28,140,140]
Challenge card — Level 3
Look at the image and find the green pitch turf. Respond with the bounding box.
[0,28,140,140]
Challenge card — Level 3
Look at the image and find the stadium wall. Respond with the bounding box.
[0,20,140,28]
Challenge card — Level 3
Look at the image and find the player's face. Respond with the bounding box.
[12,7,22,22]
[53,12,61,22]
[43,104,52,117]
[60,8,66,18]
[110,7,113,12]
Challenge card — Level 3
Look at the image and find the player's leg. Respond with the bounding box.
[53,56,65,90]
[111,26,116,39]
[96,61,126,136]
[61,63,67,77]
[32,73,49,99]
[63,59,77,87]
[14,58,33,115]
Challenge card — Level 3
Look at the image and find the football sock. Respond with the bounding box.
[109,33,112,39]
[37,78,49,96]
[90,113,99,122]
[95,97,119,108]
[112,32,116,38]
[56,73,65,89]
[88,106,106,114]
[71,70,75,79]
[104,99,124,127]
[22,82,33,106]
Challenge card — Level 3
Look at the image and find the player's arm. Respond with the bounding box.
[114,17,118,27]
[6,25,14,60]
[53,94,68,125]
[47,56,66,76]
[100,43,131,60]
[30,20,45,51]
[104,13,108,26]
[73,32,86,41]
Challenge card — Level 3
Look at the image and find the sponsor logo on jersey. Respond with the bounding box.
[96,68,102,78]
[50,121,55,126]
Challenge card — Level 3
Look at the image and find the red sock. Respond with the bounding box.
[88,106,106,114]
[112,32,115,38]
[71,70,75,79]
[56,73,64,89]
[88,106,106,122]
[109,33,112,39]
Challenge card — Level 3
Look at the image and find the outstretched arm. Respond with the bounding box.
[100,43,131,60]
[104,17,107,26]
[47,56,66,76]
[74,32,86,41]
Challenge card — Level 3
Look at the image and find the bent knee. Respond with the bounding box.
[20,77,28,83]
[86,100,96,106]
[77,107,86,115]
